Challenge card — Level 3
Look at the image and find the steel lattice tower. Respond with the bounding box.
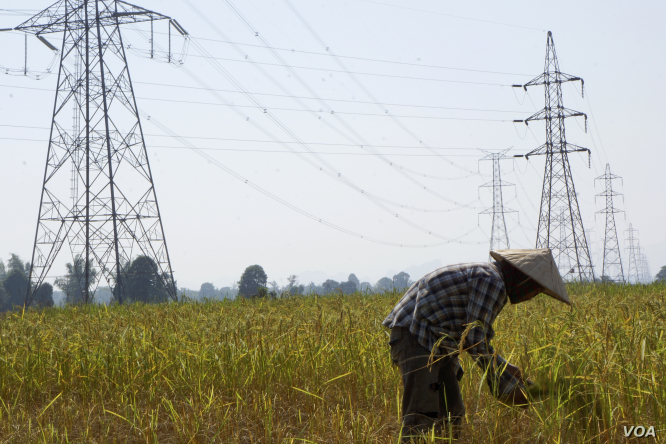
[13,1,186,304]
[625,224,640,284]
[515,31,595,282]
[639,252,651,284]
[556,206,574,276]
[595,164,625,283]
[636,250,652,284]
[644,255,652,283]
[479,149,516,253]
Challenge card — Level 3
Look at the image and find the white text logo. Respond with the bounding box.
[623,426,656,438]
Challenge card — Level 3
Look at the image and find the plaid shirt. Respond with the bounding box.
[383,262,522,397]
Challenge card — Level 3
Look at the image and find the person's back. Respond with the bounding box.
[383,249,570,441]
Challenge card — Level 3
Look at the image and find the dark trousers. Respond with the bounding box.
[389,327,465,442]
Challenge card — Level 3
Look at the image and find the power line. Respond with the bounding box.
[0,83,525,121]
[181,0,487,183]
[149,12,490,199]
[130,29,535,77]
[199,0,489,196]
[126,45,514,87]
[113,29,492,185]
[0,124,510,152]
[355,0,547,32]
[0,137,492,157]
[135,14,495,195]
[138,34,488,214]
[0,80,532,114]
[275,0,489,176]
[137,95,516,122]
[3,5,492,225]
[2,137,480,215]
[131,81,528,114]
[183,53,487,192]
[146,112,487,247]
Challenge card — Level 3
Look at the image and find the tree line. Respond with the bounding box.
[190,264,415,300]
[0,253,174,311]
[6,254,662,310]
[0,254,53,311]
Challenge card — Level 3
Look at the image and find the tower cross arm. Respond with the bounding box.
[523,106,587,124]
[514,143,548,159]
[596,207,624,214]
[479,149,513,161]
[15,0,172,35]
[595,171,622,181]
[480,207,517,215]
[479,180,515,188]
[515,143,590,160]
[521,71,584,90]
[595,189,623,198]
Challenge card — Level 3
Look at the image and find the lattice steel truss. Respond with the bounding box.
[479,149,516,253]
[625,224,640,284]
[14,1,186,304]
[595,164,624,283]
[515,31,595,282]
[639,252,652,284]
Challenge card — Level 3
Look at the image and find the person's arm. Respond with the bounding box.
[463,274,527,404]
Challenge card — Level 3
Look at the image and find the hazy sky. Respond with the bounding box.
[1,0,664,290]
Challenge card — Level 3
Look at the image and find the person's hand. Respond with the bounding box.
[504,363,523,381]
[501,364,531,408]
[504,363,535,386]
[500,384,529,408]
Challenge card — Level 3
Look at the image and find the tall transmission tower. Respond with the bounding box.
[625,224,640,284]
[11,1,188,304]
[479,149,516,253]
[595,164,625,283]
[639,252,652,284]
[514,31,595,282]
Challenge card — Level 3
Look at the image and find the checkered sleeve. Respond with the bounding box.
[383,263,524,398]
[464,269,522,397]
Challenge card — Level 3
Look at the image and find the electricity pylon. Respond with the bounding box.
[12,1,188,304]
[639,252,652,284]
[514,31,595,282]
[557,206,574,278]
[625,224,640,284]
[479,149,516,253]
[595,164,624,283]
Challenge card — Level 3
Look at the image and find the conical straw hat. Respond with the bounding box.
[489,248,570,305]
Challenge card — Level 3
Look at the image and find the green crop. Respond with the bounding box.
[0,283,664,443]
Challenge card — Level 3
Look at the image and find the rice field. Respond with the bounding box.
[0,284,664,443]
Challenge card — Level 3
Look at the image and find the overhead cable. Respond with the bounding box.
[175,58,485,217]
[127,45,513,87]
[281,0,487,176]
[180,0,488,185]
[152,28,490,217]
[138,30,534,77]
[140,14,489,201]
[0,123,511,153]
[0,137,496,158]
[145,113,487,247]
[355,0,546,32]
[0,82,528,116]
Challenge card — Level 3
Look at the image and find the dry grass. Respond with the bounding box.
[0,284,664,443]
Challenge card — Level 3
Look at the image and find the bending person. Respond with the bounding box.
[383,248,570,441]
